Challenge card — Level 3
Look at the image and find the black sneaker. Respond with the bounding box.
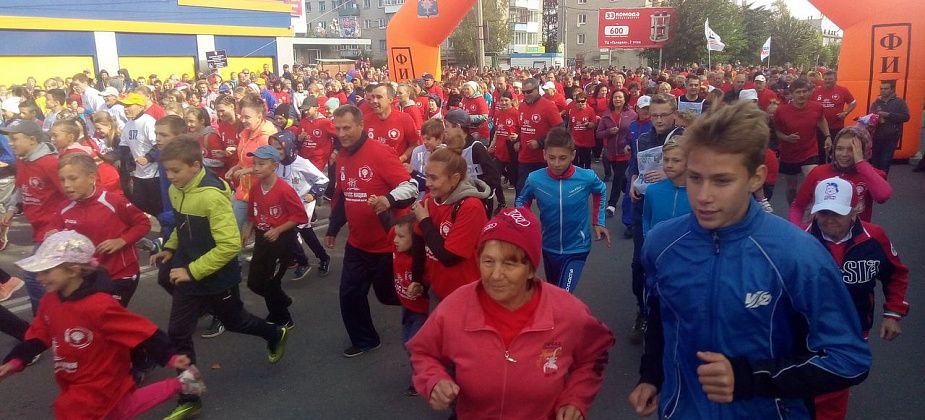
[318,257,331,277]
[630,312,647,345]
[342,342,381,358]
[292,265,311,280]
[623,227,634,239]
[200,317,225,339]
[405,384,419,397]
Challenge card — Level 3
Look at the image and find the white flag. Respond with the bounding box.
[760,37,771,61]
[705,19,725,52]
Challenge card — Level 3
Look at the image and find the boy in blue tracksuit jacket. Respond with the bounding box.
[515,127,610,292]
[641,138,691,237]
[628,102,871,419]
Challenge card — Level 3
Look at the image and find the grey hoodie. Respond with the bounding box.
[439,176,493,207]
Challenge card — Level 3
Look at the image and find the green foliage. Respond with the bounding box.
[449,0,512,65]
[638,0,834,69]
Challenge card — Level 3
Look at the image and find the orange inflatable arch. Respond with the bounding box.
[386,0,476,82]
[810,0,923,159]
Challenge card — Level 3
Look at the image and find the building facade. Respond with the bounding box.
[559,0,649,68]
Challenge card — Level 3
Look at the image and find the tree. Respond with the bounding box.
[542,0,559,54]
[768,13,823,67]
[639,0,746,69]
[741,2,774,64]
[449,0,512,65]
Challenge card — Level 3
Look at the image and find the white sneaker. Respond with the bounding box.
[606,206,616,218]
[178,365,207,395]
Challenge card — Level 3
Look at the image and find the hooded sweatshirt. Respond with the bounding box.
[461,82,490,140]
[413,177,492,299]
[9,142,68,242]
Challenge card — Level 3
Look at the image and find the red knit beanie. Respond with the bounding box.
[478,207,542,269]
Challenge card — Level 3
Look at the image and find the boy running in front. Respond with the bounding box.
[515,127,610,292]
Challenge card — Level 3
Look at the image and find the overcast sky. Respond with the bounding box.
[749,0,841,30]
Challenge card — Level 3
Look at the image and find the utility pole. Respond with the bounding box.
[561,0,567,60]
[477,0,486,68]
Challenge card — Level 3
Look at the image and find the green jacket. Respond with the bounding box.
[165,167,242,295]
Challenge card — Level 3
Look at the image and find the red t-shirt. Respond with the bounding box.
[491,107,520,163]
[518,98,564,163]
[811,85,856,130]
[764,148,779,185]
[199,130,228,179]
[297,117,336,171]
[333,140,412,253]
[248,177,308,231]
[756,88,779,111]
[416,194,487,300]
[462,96,490,139]
[568,106,599,148]
[392,244,430,314]
[476,282,542,347]
[363,110,421,160]
[401,103,425,130]
[773,101,825,163]
[25,291,159,420]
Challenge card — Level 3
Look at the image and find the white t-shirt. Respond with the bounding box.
[81,86,107,113]
[105,104,129,130]
[120,113,158,179]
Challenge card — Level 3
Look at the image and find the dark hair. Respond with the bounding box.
[545,126,575,150]
[184,107,211,128]
[608,90,627,112]
[372,83,396,98]
[332,105,362,124]
[573,90,587,101]
[46,89,66,105]
[214,93,236,108]
[155,115,187,135]
[51,118,81,140]
[160,136,203,166]
[393,214,416,230]
[789,78,812,92]
[680,101,768,175]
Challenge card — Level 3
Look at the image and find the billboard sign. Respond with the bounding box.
[598,8,674,49]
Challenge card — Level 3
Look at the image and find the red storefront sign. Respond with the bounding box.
[598,8,674,49]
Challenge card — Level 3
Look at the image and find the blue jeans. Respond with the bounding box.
[401,308,428,344]
[232,198,249,233]
[541,251,590,293]
[22,244,44,315]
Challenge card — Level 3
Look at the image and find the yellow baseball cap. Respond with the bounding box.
[117,92,147,107]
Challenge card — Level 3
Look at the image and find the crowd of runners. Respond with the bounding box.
[0,59,914,419]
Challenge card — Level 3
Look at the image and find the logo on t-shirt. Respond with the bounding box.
[64,327,93,349]
[312,129,322,137]
[388,128,400,140]
[269,206,281,218]
[439,221,452,237]
[531,113,541,123]
[359,165,373,182]
[505,118,514,126]
[539,342,562,375]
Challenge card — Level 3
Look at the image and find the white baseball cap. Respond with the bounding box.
[541,81,556,92]
[811,177,854,216]
[739,89,758,101]
[754,74,767,82]
[16,230,96,273]
[636,95,651,108]
[99,86,120,97]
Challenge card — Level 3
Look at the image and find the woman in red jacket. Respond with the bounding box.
[408,207,614,420]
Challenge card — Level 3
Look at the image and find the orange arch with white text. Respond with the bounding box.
[386,0,476,82]
[810,0,923,159]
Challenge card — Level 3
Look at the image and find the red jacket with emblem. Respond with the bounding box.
[408,281,614,420]
[806,219,909,332]
[15,143,69,242]
[53,188,151,279]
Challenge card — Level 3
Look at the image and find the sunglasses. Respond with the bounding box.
[576,100,587,103]
[522,88,536,94]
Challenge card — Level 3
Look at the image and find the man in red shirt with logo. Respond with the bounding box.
[422,73,446,102]
[362,84,421,163]
[773,78,831,203]
[517,78,564,195]
[325,105,419,358]
[812,70,856,153]
[297,96,336,172]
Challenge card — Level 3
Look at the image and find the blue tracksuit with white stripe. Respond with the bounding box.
[516,165,606,292]
[639,202,871,419]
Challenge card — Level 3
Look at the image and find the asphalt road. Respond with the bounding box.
[1,163,923,420]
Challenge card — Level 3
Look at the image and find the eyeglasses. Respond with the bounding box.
[576,100,587,103]
[651,112,675,120]
[522,88,536,94]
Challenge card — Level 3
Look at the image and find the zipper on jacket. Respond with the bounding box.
[672,188,679,217]
[712,231,720,255]
[558,178,564,253]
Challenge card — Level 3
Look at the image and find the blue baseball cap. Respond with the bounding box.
[246,145,281,162]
